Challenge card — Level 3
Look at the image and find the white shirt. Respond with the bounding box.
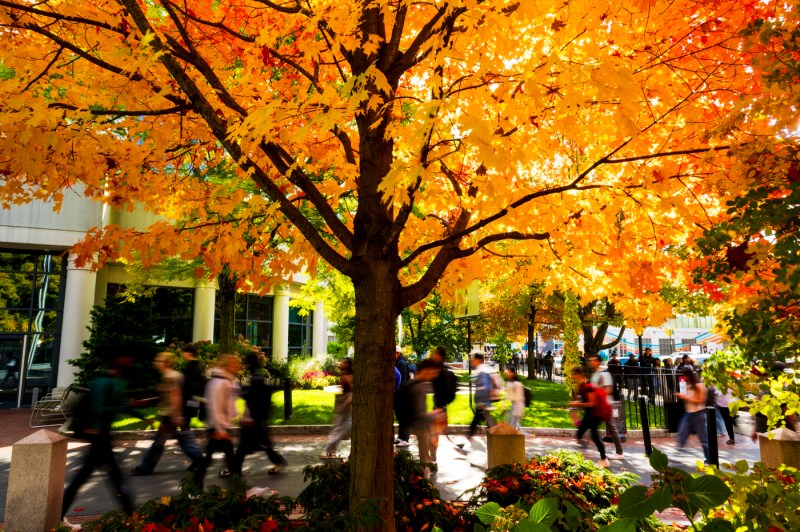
[591,370,613,391]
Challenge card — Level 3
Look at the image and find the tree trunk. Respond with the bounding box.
[218,272,237,355]
[350,260,399,529]
[527,307,537,378]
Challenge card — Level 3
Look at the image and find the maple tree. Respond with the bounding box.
[0,0,776,525]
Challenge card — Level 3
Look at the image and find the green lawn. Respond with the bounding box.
[111,378,574,430]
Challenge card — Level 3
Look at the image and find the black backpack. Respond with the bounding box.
[66,386,94,438]
[442,368,458,405]
[523,386,533,408]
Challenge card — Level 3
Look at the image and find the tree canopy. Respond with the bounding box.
[0,0,780,526]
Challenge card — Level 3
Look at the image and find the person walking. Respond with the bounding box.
[193,354,241,487]
[715,386,736,445]
[133,351,204,476]
[675,367,709,463]
[569,366,609,468]
[230,351,287,476]
[429,346,457,462]
[320,357,353,459]
[543,351,554,381]
[181,344,205,423]
[467,352,497,439]
[504,367,525,430]
[61,355,148,528]
[588,354,624,460]
[394,346,412,447]
[405,358,441,478]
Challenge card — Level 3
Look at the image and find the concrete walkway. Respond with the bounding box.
[0,409,761,527]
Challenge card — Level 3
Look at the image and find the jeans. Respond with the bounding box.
[677,410,708,461]
[62,432,133,518]
[233,423,286,472]
[468,405,496,437]
[194,429,236,488]
[577,413,606,460]
[137,416,203,473]
[605,402,624,454]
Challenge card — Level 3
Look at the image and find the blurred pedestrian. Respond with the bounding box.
[133,351,203,476]
[321,357,353,458]
[569,366,609,468]
[588,354,623,460]
[230,351,287,476]
[467,352,497,438]
[394,346,412,447]
[429,346,457,462]
[675,367,709,463]
[405,358,441,478]
[504,367,525,430]
[61,355,149,528]
[193,354,241,487]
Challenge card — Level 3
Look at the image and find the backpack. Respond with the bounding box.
[523,386,533,408]
[591,384,613,423]
[67,387,93,438]
[441,368,457,405]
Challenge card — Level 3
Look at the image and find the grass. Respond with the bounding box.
[111,377,575,430]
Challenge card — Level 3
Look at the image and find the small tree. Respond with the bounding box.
[72,296,160,392]
[562,292,582,394]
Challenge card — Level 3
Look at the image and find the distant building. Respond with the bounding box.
[0,191,327,408]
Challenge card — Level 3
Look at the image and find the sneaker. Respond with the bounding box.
[608,453,624,461]
[319,452,337,459]
[393,437,402,444]
[62,518,82,530]
[268,464,283,475]
[726,439,736,445]
[395,439,410,448]
[218,468,232,478]
[597,459,611,468]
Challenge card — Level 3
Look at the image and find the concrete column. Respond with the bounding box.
[193,285,216,342]
[271,285,290,362]
[57,256,97,387]
[312,301,326,356]
[5,429,68,532]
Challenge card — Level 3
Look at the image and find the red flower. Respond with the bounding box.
[260,519,279,532]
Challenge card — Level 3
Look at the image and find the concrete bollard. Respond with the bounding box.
[759,427,800,468]
[486,422,526,468]
[5,429,68,532]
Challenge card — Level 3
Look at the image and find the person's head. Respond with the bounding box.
[431,345,447,363]
[546,350,552,356]
[505,367,518,381]
[681,367,698,386]
[182,344,198,360]
[339,357,353,375]
[588,354,602,370]
[682,354,691,363]
[218,354,241,375]
[470,352,484,367]
[644,348,652,356]
[109,354,134,375]
[611,351,618,359]
[154,351,176,371]
[416,358,441,381]
[395,346,403,360]
[245,351,262,373]
[654,358,662,367]
[664,358,673,368]
[571,366,587,381]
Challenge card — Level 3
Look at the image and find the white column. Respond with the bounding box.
[312,301,326,356]
[271,285,290,362]
[192,285,216,342]
[57,256,97,387]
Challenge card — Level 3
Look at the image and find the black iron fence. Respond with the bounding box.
[608,368,686,432]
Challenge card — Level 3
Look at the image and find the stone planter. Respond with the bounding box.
[487,422,526,468]
[759,427,800,468]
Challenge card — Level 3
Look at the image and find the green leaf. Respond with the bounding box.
[687,475,733,510]
[473,524,487,532]
[735,460,750,474]
[617,486,656,519]
[476,502,501,525]
[515,521,551,532]
[649,485,673,512]
[527,498,559,526]
[702,518,737,532]
[598,518,638,532]
[649,448,669,471]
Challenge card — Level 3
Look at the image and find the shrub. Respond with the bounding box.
[296,450,467,531]
[290,356,340,390]
[464,451,637,530]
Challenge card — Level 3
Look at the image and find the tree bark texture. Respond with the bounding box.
[217,272,237,355]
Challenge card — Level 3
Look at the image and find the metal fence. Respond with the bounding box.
[609,368,686,432]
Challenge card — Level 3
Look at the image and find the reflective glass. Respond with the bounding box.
[0,272,33,309]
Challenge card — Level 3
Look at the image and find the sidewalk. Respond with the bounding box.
[0,408,761,527]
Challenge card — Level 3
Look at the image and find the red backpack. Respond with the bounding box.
[592,385,613,422]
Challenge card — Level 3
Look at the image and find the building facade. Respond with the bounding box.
[0,190,328,408]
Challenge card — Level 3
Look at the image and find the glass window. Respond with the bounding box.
[0,273,33,310]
